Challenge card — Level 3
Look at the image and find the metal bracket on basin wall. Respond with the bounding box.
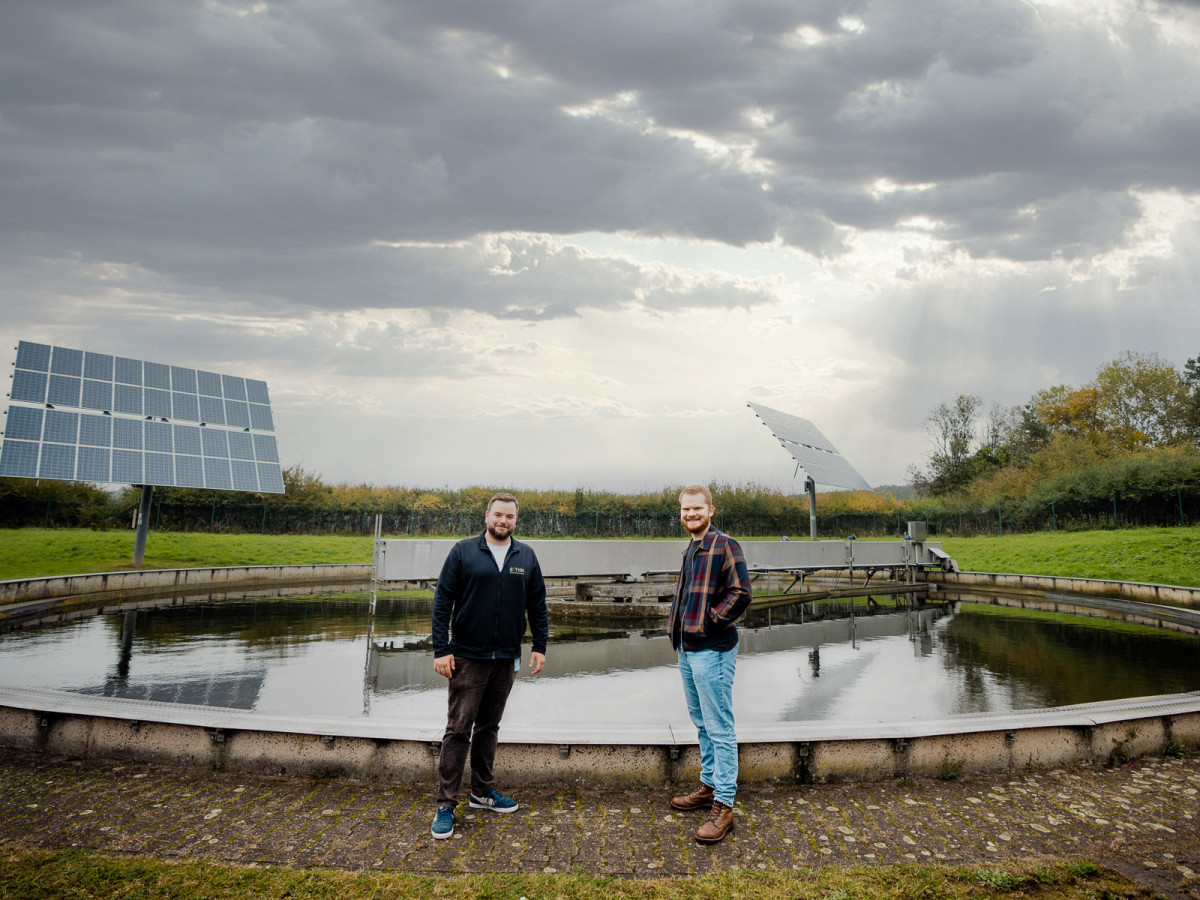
[668,745,681,761]
[892,738,909,754]
[36,713,51,729]
[321,735,335,747]
[1005,731,1016,748]
[558,744,571,759]
[429,741,441,757]
[128,720,141,734]
[208,728,226,744]
[793,741,815,785]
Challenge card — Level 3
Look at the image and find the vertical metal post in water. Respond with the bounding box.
[132,485,154,565]
[370,513,382,613]
[846,538,855,628]
[364,514,384,715]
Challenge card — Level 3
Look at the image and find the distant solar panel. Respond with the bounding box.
[1,340,284,493]
[747,401,872,492]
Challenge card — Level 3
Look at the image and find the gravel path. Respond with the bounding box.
[2,750,1197,897]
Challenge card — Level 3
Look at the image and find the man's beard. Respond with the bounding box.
[682,514,710,536]
[487,523,512,542]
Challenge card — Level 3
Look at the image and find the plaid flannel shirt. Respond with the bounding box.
[668,527,752,652]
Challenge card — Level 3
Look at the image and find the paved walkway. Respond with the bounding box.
[1,750,1198,897]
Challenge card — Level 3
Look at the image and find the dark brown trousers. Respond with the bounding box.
[436,657,516,807]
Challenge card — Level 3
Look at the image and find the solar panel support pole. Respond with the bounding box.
[806,475,817,541]
[132,485,154,565]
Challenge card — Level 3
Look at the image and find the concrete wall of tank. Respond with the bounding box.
[925,571,1200,611]
[0,703,1196,786]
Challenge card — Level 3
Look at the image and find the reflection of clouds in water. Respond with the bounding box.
[501,668,693,729]
[367,665,695,729]
[740,637,1011,724]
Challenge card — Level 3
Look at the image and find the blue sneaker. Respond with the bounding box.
[468,789,519,813]
[431,806,455,839]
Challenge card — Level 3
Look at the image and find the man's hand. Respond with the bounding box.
[434,654,455,678]
[529,651,545,675]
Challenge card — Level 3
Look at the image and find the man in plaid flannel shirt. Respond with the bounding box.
[667,485,752,844]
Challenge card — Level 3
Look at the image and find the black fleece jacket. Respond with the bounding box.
[431,532,549,660]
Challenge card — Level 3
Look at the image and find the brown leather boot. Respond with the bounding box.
[669,783,714,811]
[695,801,734,843]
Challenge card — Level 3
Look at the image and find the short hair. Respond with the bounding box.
[678,485,712,506]
[487,491,520,513]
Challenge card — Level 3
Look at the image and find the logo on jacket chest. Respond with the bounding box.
[508,566,525,575]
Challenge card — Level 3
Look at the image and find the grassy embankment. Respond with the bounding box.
[0,529,374,581]
[2,526,1199,586]
[938,527,1200,588]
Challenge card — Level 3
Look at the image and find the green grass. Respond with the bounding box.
[0,849,1158,899]
[4,525,1200,587]
[0,529,374,580]
[940,527,1200,588]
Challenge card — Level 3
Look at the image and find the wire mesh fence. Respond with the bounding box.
[2,487,1197,538]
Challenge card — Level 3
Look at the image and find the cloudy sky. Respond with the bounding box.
[3,0,1199,494]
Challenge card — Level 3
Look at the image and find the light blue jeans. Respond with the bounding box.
[678,645,739,806]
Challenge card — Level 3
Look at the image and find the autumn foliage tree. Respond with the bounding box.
[910,351,1200,503]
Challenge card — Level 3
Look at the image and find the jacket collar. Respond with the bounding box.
[684,526,718,552]
[476,531,517,553]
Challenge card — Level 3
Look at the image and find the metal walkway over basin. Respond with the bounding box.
[372,538,954,583]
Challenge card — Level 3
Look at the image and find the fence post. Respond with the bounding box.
[43,500,51,529]
[261,503,268,535]
[1112,489,1118,528]
[1051,498,1057,531]
[997,503,1003,536]
[1179,485,1186,527]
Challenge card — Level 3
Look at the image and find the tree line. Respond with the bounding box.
[3,349,1199,538]
[903,350,1200,531]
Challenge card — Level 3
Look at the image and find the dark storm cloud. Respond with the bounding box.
[2,0,1199,316]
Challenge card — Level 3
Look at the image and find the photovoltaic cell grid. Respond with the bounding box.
[747,401,873,492]
[1,341,284,493]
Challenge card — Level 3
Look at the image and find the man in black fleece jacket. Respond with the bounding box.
[429,492,548,840]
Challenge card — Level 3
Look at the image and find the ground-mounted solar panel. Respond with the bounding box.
[1,340,285,493]
[747,401,872,492]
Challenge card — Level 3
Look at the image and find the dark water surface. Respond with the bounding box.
[1,593,1198,728]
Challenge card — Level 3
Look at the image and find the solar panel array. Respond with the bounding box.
[1,341,285,493]
[747,401,872,492]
